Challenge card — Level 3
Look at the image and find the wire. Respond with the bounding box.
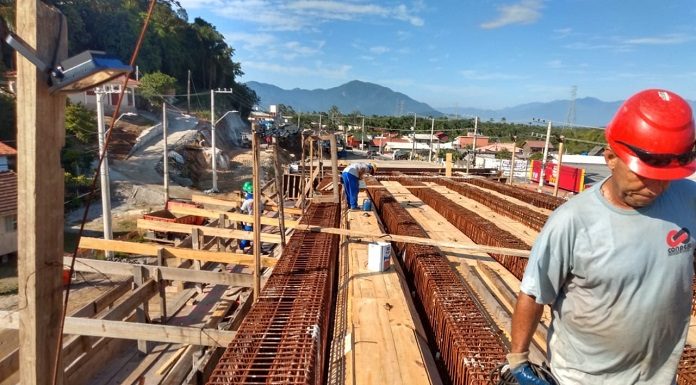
[489,362,559,385]
[52,1,158,384]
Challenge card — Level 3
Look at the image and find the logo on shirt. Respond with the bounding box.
[666,228,694,256]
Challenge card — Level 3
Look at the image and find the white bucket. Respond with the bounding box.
[367,242,391,272]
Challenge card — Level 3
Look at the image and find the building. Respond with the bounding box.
[68,75,139,113]
[0,141,17,262]
[522,140,554,155]
[455,133,490,148]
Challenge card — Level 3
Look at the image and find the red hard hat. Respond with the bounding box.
[605,89,696,180]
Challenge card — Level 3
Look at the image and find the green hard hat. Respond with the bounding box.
[242,181,253,193]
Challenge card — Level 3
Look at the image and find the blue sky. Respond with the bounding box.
[178,0,696,110]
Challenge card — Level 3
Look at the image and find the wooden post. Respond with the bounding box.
[445,153,453,177]
[329,134,339,203]
[300,134,306,199]
[191,228,203,294]
[308,138,314,199]
[318,138,324,180]
[16,3,67,384]
[133,265,151,354]
[273,143,287,248]
[252,126,262,300]
[553,138,565,197]
[509,138,517,185]
[156,249,167,323]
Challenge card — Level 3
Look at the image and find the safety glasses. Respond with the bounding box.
[616,140,696,168]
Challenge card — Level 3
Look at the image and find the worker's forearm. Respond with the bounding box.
[511,292,545,353]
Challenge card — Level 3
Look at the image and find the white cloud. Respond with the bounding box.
[546,60,563,69]
[623,34,693,45]
[460,69,525,81]
[224,32,276,49]
[369,46,390,54]
[481,0,544,29]
[206,0,424,31]
[245,61,352,79]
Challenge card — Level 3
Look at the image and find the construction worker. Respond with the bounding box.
[238,181,263,251]
[341,162,376,210]
[508,89,696,385]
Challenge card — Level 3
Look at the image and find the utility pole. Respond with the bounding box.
[471,116,479,170]
[163,103,169,202]
[429,117,435,162]
[95,89,113,259]
[509,136,517,185]
[297,112,301,128]
[209,88,233,192]
[361,115,365,151]
[409,112,417,161]
[553,136,565,197]
[187,69,191,114]
[538,121,552,192]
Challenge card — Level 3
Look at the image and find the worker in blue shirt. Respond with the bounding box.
[341,162,376,210]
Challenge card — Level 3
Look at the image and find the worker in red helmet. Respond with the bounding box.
[508,89,696,385]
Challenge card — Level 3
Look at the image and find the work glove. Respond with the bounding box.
[507,352,551,385]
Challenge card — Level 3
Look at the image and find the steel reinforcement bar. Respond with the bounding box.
[388,175,530,280]
[434,178,549,232]
[207,202,340,385]
[464,177,566,211]
[365,177,508,385]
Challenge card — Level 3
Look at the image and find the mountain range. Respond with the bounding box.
[246,80,696,127]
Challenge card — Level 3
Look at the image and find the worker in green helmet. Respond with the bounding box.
[238,180,263,250]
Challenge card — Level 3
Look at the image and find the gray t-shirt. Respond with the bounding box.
[343,162,371,177]
[520,178,696,385]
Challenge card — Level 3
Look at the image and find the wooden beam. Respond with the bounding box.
[292,225,531,257]
[329,134,339,203]
[252,126,262,300]
[273,143,287,248]
[137,219,283,244]
[0,312,235,347]
[191,194,303,215]
[16,3,68,384]
[445,153,453,176]
[168,205,300,228]
[65,256,256,286]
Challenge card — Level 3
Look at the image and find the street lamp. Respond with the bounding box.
[95,90,136,258]
[4,29,131,94]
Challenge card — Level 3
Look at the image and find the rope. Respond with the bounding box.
[52,1,158,384]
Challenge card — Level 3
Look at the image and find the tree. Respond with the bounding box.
[495,148,511,159]
[65,102,97,143]
[139,71,177,108]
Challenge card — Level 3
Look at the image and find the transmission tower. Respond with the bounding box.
[565,85,577,129]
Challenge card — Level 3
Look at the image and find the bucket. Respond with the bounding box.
[367,242,391,272]
[362,199,372,211]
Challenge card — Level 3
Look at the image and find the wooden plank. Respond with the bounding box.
[169,205,300,228]
[71,278,133,318]
[79,237,277,268]
[332,204,442,385]
[293,225,531,257]
[0,312,236,347]
[0,350,19,385]
[137,219,283,245]
[191,194,303,215]
[273,143,287,248]
[66,257,255,287]
[16,3,68,384]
